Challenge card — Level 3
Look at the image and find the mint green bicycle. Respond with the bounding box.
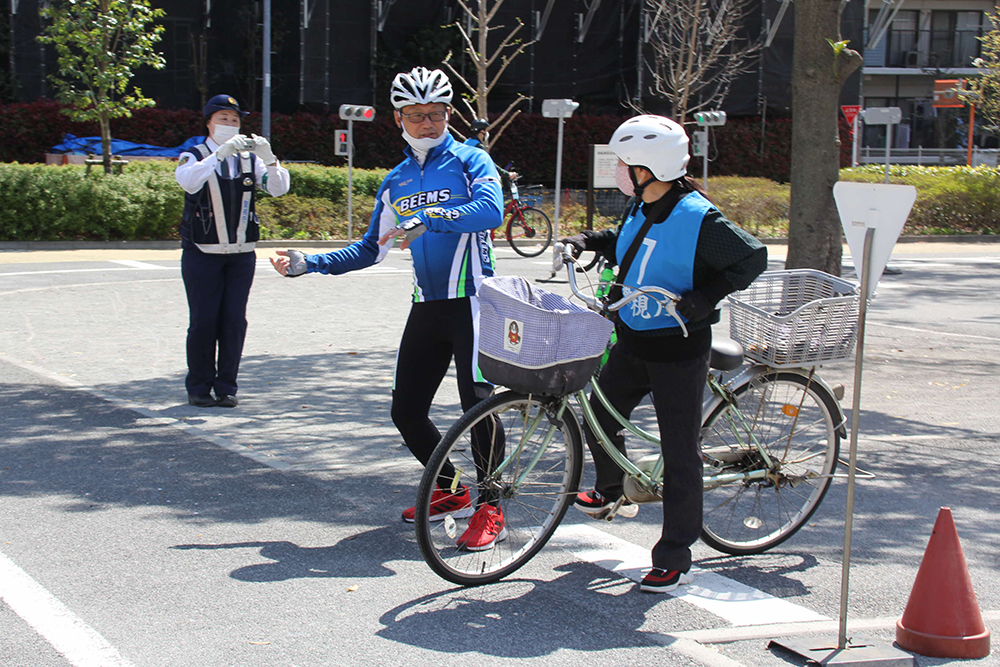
[414,247,855,586]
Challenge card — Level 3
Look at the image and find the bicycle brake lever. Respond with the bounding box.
[665,300,689,338]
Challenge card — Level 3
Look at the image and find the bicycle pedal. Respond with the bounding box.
[617,504,639,518]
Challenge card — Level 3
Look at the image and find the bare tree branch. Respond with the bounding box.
[442,0,534,150]
[645,0,761,121]
[442,52,477,96]
[489,99,527,147]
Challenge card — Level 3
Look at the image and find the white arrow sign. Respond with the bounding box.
[834,181,917,299]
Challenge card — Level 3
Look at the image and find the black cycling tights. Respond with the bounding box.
[391,297,502,501]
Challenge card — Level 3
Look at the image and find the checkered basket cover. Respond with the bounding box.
[478,276,614,395]
[727,269,860,368]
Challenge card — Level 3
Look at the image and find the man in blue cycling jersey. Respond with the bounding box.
[271,67,507,551]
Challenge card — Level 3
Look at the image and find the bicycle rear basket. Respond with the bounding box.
[478,276,614,395]
[727,269,860,368]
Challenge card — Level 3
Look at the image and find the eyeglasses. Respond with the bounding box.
[399,110,448,123]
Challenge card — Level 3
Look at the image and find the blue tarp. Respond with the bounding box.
[50,134,208,157]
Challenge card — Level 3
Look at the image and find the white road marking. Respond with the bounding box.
[0,262,410,279]
[0,266,164,277]
[109,260,170,270]
[0,551,136,667]
[868,321,1000,342]
[550,524,829,627]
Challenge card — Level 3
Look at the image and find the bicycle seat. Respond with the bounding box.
[710,338,744,371]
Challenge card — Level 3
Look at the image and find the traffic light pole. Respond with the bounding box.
[347,119,354,242]
[702,131,709,191]
[262,0,271,138]
[337,105,376,242]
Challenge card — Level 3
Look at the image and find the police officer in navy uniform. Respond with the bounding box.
[175,94,291,408]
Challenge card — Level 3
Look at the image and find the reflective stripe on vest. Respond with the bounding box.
[190,144,256,254]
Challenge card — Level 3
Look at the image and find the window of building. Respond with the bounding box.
[930,11,983,67]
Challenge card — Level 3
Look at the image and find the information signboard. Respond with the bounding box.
[591,144,618,189]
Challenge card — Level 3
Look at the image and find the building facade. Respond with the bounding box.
[861,0,996,152]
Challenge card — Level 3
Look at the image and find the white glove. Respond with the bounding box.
[250,134,276,165]
[285,249,307,277]
[217,134,252,161]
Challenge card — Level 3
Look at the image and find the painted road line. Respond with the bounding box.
[550,524,829,627]
[0,267,159,277]
[672,610,1000,644]
[0,551,136,667]
[868,321,1000,342]
[109,260,172,270]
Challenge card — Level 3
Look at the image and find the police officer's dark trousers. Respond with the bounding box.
[181,247,256,397]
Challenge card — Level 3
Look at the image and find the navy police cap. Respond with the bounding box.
[203,94,249,119]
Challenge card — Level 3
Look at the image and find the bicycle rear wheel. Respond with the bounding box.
[507,207,553,257]
[700,371,841,555]
[415,391,583,586]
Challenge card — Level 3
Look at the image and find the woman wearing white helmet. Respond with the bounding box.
[562,114,767,594]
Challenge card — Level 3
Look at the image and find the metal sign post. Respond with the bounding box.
[770,181,917,667]
[542,99,579,240]
[861,107,901,184]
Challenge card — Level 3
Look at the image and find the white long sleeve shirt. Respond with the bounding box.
[175,136,290,197]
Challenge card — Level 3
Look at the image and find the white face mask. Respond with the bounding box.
[211,124,240,144]
[616,161,636,197]
[401,125,448,152]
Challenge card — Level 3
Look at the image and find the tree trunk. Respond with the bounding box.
[785,0,862,275]
[100,110,112,175]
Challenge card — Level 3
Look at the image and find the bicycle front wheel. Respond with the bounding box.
[700,371,841,555]
[415,391,583,586]
[507,207,553,257]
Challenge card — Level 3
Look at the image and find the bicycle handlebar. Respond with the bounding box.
[554,242,689,338]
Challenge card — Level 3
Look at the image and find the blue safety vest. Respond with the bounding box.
[615,191,712,331]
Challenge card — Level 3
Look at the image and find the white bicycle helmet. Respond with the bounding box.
[609,115,690,182]
[390,67,453,109]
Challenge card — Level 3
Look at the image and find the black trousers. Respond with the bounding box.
[181,248,255,397]
[390,297,499,496]
[583,341,710,573]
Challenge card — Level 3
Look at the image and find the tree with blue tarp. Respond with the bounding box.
[38,0,166,175]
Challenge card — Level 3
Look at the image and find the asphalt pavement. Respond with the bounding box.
[1,239,998,667]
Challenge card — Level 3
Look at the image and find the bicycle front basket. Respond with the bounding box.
[478,276,614,395]
[727,269,860,368]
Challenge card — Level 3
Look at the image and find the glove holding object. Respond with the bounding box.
[217,134,252,161]
[249,134,276,165]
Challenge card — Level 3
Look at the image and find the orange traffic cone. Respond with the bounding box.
[896,507,991,658]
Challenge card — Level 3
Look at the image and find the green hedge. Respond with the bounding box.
[0,161,388,241]
[840,165,1000,235]
[0,163,181,241]
[0,161,996,242]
